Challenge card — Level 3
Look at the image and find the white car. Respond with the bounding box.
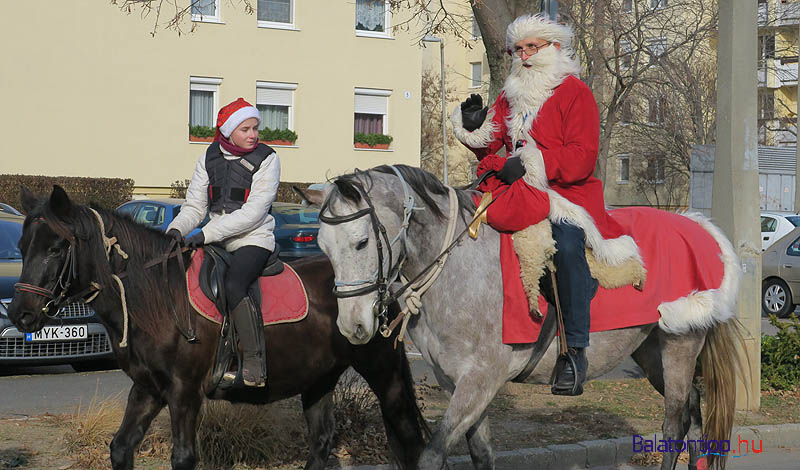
[761,212,800,251]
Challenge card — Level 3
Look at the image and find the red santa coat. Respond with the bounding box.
[453,75,643,343]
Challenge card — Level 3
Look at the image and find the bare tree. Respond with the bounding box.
[110,0,253,36]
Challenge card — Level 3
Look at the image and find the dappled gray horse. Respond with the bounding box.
[309,165,743,470]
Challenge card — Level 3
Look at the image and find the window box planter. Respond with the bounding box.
[354,142,390,150]
[189,135,214,143]
[260,139,294,146]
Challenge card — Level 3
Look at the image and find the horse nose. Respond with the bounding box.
[9,305,38,332]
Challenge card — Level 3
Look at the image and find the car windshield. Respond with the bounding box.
[272,205,319,224]
[0,220,23,260]
[787,216,800,227]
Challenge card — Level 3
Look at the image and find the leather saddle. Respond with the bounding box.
[198,244,284,314]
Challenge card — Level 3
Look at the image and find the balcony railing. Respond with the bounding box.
[759,2,769,26]
[776,61,798,86]
[777,1,800,26]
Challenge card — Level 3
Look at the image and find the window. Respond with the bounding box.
[354,88,390,136]
[356,0,390,37]
[617,155,630,183]
[788,236,800,257]
[647,96,666,124]
[134,203,166,228]
[647,37,667,65]
[645,155,665,183]
[472,17,481,38]
[470,62,482,88]
[258,0,294,28]
[620,41,632,69]
[189,77,221,137]
[759,91,775,120]
[649,0,667,9]
[191,0,221,22]
[758,34,776,61]
[623,0,633,13]
[256,81,296,132]
[761,216,777,233]
[620,101,632,124]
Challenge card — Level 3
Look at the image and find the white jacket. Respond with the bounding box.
[167,146,281,252]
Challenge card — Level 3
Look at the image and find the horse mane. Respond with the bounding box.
[330,164,477,222]
[32,200,185,339]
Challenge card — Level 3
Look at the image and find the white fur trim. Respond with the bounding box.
[517,141,644,267]
[657,214,741,334]
[450,105,497,148]
[506,13,575,51]
[219,106,261,138]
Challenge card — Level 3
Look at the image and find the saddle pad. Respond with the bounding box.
[186,248,309,325]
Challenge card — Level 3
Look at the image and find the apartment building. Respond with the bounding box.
[1,1,422,197]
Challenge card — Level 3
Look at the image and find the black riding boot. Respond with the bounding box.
[552,347,588,396]
[228,297,266,388]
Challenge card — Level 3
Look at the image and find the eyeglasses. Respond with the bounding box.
[511,41,552,57]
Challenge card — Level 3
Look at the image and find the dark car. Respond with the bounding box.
[116,198,207,237]
[0,212,116,371]
[271,202,322,260]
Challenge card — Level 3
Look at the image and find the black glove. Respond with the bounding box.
[166,229,183,244]
[185,232,205,249]
[496,157,526,185]
[460,93,488,132]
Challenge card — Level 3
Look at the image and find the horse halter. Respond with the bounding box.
[318,175,409,328]
[14,219,81,317]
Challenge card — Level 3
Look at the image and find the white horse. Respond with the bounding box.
[306,164,743,470]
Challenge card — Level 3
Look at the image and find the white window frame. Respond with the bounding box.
[355,0,392,39]
[617,154,630,184]
[191,0,222,23]
[647,37,667,65]
[256,81,297,132]
[354,87,391,136]
[189,76,222,142]
[645,156,666,184]
[649,0,668,10]
[622,0,633,13]
[471,17,482,39]
[257,0,298,30]
[620,40,632,70]
[470,62,482,88]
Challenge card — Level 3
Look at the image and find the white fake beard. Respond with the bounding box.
[503,46,581,146]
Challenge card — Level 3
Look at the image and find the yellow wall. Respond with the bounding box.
[0,1,422,192]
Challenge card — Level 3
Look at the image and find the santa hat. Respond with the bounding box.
[214,98,261,140]
[505,13,574,52]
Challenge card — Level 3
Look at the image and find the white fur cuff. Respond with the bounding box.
[450,105,497,149]
[518,142,548,190]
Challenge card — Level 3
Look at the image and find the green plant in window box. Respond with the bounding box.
[189,125,215,142]
[354,133,393,149]
[259,127,298,146]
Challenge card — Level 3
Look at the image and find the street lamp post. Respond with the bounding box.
[423,35,448,185]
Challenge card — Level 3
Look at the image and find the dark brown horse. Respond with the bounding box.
[8,186,427,470]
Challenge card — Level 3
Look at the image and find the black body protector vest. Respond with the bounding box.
[205,142,274,214]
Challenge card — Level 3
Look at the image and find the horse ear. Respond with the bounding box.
[20,186,40,215]
[48,185,73,219]
[293,185,327,207]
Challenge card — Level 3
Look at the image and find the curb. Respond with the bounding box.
[332,423,800,470]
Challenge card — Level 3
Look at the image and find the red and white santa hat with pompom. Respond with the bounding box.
[214,98,261,140]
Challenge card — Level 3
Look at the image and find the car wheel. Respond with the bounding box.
[71,359,118,373]
[763,278,795,318]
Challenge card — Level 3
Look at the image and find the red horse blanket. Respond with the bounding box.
[501,207,726,344]
[186,248,309,325]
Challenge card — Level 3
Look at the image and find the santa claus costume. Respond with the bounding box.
[168,98,281,388]
[451,14,643,395]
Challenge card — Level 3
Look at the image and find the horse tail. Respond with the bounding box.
[700,319,749,470]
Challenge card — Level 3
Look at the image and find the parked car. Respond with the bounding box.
[761,211,800,251]
[118,199,321,261]
[0,212,116,371]
[116,198,207,237]
[762,226,800,317]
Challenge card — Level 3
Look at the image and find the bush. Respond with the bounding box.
[354,133,393,146]
[0,174,135,212]
[189,125,215,138]
[761,314,800,391]
[259,127,298,144]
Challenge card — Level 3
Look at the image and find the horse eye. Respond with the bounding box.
[356,239,369,251]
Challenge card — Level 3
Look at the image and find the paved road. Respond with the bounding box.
[0,315,791,418]
[589,447,800,470]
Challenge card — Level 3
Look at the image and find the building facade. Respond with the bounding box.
[1,1,422,197]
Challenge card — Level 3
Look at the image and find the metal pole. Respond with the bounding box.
[440,41,448,185]
[796,20,800,213]
[713,0,760,411]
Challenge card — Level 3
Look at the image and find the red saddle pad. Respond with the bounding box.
[186,248,309,325]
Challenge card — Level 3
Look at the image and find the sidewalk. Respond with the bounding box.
[333,423,800,470]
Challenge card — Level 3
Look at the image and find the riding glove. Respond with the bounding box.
[460,94,488,132]
[185,232,205,248]
[166,229,183,244]
[496,157,526,185]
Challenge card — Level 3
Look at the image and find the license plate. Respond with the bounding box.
[25,325,88,342]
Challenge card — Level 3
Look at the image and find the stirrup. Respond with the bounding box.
[551,350,584,396]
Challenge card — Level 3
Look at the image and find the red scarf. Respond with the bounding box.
[214,131,258,156]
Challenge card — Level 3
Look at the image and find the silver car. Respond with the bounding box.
[762,226,800,318]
